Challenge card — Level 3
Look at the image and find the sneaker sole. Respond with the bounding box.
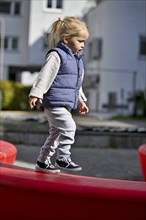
[35,165,60,173]
[55,163,82,172]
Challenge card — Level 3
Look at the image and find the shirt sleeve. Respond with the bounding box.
[79,87,87,103]
[79,69,87,103]
[29,51,61,98]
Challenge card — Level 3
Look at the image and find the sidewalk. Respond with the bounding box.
[14,144,144,181]
[1,110,145,128]
[1,111,145,181]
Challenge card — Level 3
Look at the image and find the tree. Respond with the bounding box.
[128,89,146,117]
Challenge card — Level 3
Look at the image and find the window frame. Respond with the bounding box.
[13,1,21,15]
[43,31,50,49]
[0,36,19,51]
[11,37,19,50]
[0,1,21,16]
[0,1,11,14]
[108,92,117,107]
[43,0,63,12]
[88,38,102,60]
[139,35,146,58]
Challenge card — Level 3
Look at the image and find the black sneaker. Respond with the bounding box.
[55,159,82,171]
[35,161,60,173]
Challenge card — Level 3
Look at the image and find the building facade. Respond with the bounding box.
[1,0,145,116]
[83,0,146,115]
[0,0,94,84]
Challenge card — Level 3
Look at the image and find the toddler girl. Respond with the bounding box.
[29,16,89,173]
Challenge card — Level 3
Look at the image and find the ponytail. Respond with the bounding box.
[49,18,63,49]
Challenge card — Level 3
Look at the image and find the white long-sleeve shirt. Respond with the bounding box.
[29,51,87,103]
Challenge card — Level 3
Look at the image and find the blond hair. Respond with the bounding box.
[49,16,89,49]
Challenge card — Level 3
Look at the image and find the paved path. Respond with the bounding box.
[1,110,145,128]
[14,144,144,181]
[1,111,145,181]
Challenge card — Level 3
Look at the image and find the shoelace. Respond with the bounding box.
[65,159,77,166]
[69,161,77,166]
[45,157,51,164]
[45,158,55,168]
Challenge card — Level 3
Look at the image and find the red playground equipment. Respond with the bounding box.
[0,140,17,164]
[0,163,146,220]
[138,144,146,181]
[0,141,146,219]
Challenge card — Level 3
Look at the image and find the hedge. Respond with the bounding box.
[0,80,31,110]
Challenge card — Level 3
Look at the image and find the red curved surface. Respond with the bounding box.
[138,144,146,181]
[0,140,17,164]
[0,163,146,220]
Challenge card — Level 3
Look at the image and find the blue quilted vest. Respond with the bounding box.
[42,42,84,110]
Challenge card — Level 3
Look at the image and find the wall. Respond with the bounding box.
[84,0,146,114]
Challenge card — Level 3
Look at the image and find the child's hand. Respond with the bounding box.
[29,97,42,109]
[78,101,89,114]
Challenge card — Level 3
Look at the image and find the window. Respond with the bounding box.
[43,32,50,49]
[88,38,102,59]
[4,37,9,49]
[0,37,8,49]
[9,71,17,81]
[0,2,11,13]
[0,36,19,51]
[45,0,63,9]
[47,0,52,8]
[12,37,19,49]
[0,1,21,15]
[139,36,146,56]
[14,2,21,15]
[108,92,117,107]
[56,0,63,9]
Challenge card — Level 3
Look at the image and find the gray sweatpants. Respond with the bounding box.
[37,107,76,163]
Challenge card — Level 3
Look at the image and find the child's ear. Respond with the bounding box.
[63,35,68,44]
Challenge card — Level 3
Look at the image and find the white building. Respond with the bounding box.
[83,0,146,115]
[1,0,145,116]
[0,0,94,84]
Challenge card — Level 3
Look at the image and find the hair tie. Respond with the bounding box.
[58,17,62,21]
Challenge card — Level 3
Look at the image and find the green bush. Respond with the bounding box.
[0,80,31,110]
[128,89,146,117]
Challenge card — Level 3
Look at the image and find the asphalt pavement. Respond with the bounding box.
[14,144,144,181]
[1,110,145,181]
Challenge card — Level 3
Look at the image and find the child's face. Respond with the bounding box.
[65,30,89,55]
